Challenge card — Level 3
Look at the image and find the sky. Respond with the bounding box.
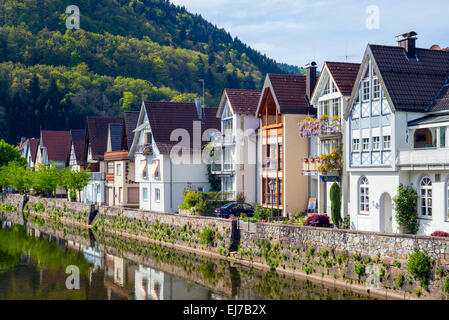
[170,0,449,68]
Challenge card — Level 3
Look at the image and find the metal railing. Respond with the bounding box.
[89,172,105,180]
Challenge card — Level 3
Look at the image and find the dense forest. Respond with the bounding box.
[0,0,296,144]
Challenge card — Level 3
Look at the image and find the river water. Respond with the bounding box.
[0,217,376,300]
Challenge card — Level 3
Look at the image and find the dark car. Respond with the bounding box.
[213,202,254,219]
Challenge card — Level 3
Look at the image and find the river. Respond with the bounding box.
[0,217,376,300]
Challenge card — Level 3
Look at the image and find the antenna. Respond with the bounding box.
[337,44,355,62]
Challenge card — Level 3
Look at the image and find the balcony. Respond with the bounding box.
[302,158,321,176]
[398,148,449,169]
[135,144,153,155]
[210,132,235,146]
[89,172,105,181]
[211,162,234,175]
[299,116,342,138]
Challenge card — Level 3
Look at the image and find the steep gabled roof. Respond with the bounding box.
[325,61,361,96]
[108,123,125,152]
[70,130,85,164]
[143,102,220,154]
[256,74,314,116]
[86,117,124,161]
[41,131,71,163]
[28,138,39,163]
[217,89,261,117]
[124,111,139,150]
[370,44,449,112]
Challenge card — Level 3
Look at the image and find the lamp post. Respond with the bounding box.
[268,180,275,222]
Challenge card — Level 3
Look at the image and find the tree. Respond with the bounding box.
[330,182,342,227]
[0,139,26,167]
[393,184,419,234]
[61,167,91,201]
[31,163,63,197]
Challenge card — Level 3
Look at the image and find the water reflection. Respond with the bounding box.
[0,217,375,300]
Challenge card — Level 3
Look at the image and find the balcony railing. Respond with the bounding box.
[210,132,236,146]
[211,162,234,174]
[89,172,105,180]
[263,193,283,207]
[299,116,342,138]
[302,158,321,175]
[398,147,449,168]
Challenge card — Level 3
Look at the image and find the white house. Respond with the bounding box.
[129,100,220,213]
[210,89,261,204]
[308,61,360,218]
[344,31,449,235]
[24,138,39,168]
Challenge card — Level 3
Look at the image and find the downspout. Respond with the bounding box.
[170,157,173,212]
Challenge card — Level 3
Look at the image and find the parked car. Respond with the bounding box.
[213,202,254,219]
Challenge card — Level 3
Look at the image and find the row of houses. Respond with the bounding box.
[17,31,449,236]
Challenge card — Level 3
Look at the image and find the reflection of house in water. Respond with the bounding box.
[134,266,211,300]
[81,243,104,271]
[103,254,138,300]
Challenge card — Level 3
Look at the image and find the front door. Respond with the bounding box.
[380,193,393,233]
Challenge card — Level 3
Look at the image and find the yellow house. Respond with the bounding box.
[104,112,140,208]
[256,69,317,217]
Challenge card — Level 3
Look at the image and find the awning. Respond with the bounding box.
[408,112,449,129]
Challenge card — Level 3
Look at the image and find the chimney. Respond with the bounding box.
[195,97,203,120]
[397,31,418,59]
[306,61,318,100]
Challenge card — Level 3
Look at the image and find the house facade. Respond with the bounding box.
[104,111,140,208]
[344,32,449,235]
[35,130,71,168]
[69,129,86,172]
[307,61,360,218]
[255,71,317,217]
[211,89,260,204]
[24,138,39,168]
[129,100,220,213]
[83,117,124,205]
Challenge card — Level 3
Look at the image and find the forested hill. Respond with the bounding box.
[0,0,295,144]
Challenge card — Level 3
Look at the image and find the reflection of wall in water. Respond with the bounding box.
[134,266,211,300]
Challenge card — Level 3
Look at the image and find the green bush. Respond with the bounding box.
[406,249,431,287]
[393,184,419,234]
[353,263,365,279]
[199,227,216,246]
[330,182,342,227]
[342,215,351,229]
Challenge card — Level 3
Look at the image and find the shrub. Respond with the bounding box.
[294,211,306,219]
[353,263,365,279]
[182,190,199,208]
[395,274,404,287]
[393,184,419,234]
[194,200,208,215]
[330,182,342,227]
[431,231,449,237]
[70,190,77,202]
[342,215,350,229]
[236,192,246,203]
[305,214,330,228]
[199,227,216,246]
[443,277,449,294]
[406,249,431,287]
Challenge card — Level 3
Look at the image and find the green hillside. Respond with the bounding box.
[0,0,292,144]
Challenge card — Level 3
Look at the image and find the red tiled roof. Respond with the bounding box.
[28,138,39,163]
[86,117,124,161]
[144,102,220,154]
[325,61,361,96]
[268,74,310,114]
[41,131,71,162]
[370,44,449,112]
[223,89,261,115]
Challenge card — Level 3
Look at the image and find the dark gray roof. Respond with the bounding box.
[109,124,124,152]
[370,44,449,112]
[124,111,139,150]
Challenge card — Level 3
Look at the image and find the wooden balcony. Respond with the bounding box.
[302,158,321,176]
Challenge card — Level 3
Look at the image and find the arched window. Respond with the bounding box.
[420,177,432,217]
[359,177,369,214]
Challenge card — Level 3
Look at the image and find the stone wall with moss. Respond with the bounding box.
[92,206,237,256]
[236,224,449,299]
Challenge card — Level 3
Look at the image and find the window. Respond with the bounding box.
[145,132,152,145]
[362,138,370,151]
[420,177,432,217]
[372,136,380,150]
[320,100,329,117]
[352,139,360,152]
[332,99,340,118]
[117,164,122,176]
[383,136,391,150]
[331,81,338,93]
[143,188,148,201]
[107,162,114,175]
[440,127,447,148]
[362,80,370,101]
[119,187,122,203]
[155,188,161,202]
[359,177,369,214]
[373,78,380,99]
[447,181,449,220]
[324,82,330,95]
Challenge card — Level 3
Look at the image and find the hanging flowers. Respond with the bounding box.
[317,146,343,174]
[298,116,342,137]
